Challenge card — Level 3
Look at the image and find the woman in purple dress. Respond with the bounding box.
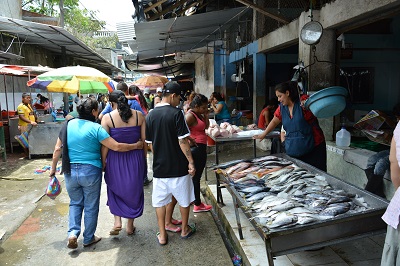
[101,90,147,235]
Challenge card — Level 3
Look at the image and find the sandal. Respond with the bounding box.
[83,235,102,247]
[156,232,168,245]
[109,227,122,235]
[171,219,182,225]
[180,224,196,239]
[126,226,136,235]
[165,225,181,233]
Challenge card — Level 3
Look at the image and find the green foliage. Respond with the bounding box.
[22,0,114,49]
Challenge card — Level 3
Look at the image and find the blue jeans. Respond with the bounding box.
[64,163,102,245]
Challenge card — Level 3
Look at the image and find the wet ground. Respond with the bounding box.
[0,148,235,266]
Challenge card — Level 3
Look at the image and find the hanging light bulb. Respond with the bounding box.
[167,34,172,43]
[235,31,241,44]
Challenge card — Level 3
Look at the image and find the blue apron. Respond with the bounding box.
[281,101,314,157]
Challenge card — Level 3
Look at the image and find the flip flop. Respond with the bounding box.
[180,224,196,239]
[127,226,136,235]
[156,232,168,246]
[165,225,181,233]
[109,227,122,235]
[171,219,182,225]
[83,235,102,247]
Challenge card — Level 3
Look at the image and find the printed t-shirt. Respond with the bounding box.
[17,103,35,126]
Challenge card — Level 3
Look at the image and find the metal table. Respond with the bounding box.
[208,130,280,204]
[218,154,389,266]
[28,122,63,159]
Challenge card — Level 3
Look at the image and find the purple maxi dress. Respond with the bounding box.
[104,126,144,219]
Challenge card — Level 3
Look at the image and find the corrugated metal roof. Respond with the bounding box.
[0,16,120,74]
[132,7,247,60]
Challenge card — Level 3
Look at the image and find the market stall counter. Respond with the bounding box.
[215,154,388,266]
[28,122,62,159]
[208,129,280,204]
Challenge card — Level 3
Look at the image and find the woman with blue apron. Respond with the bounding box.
[254,81,326,171]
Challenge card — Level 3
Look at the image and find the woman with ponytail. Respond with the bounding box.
[101,90,147,236]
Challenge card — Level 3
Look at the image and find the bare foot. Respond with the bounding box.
[126,219,135,235]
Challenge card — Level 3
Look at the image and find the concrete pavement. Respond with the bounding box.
[0,151,232,266]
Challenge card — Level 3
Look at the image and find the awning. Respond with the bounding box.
[0,16,120,74]
[131,7,247,60]
[0,64,54,76]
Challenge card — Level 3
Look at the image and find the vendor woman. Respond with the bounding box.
[254,81,326,171]
[210,92,230,124]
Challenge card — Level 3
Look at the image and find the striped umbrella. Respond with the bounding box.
[27,66,114,94]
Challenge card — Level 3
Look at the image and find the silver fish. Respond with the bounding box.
[320,205,350,216]
[271,201,301,212]
[267,213,298,229]
[246,191,272,202]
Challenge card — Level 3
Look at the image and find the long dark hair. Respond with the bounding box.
[211,92,224,102]
[129,85,148,111]
[109,90,132,123]
[275,81,300,103]
[189,93,208,109]
[77,97,98,122]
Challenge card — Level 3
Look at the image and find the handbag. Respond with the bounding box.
[45,175,62,199]
[14,126,33,149]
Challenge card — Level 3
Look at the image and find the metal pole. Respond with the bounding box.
[12,76,15,110]
[4,75,9,120]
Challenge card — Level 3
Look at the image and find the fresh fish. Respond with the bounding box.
[252,156,279,163]
[234,175,257,184]
[254,167,283,178]
[310,199,328,208]
[287,207,316,215]
[271,201,301,212]
[246,187,271,198]
[246,192,272,202]
[297,216,318,225]
[320,205,350,216]
[226,162,252,175]
[215,159,244,169]
[230,172,248,180]
[327,196,351,204]
[238,186,267,194]
[306,193,330,201]
[266,167,294,181]
[267,213,298,229]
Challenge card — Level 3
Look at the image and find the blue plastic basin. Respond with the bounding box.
[304,86,348,118]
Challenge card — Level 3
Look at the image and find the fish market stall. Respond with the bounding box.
[208,129,280,204]
[215,154,388,266]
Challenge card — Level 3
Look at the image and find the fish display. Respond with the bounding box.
[217,155,372,231]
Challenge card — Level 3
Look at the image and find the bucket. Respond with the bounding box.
[207,135,216,146]
[304,86,348,118]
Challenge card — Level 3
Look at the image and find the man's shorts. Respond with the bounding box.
[152,174,195,208]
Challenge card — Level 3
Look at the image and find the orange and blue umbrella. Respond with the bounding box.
[27,66,114,94]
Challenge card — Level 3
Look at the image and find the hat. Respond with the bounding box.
[144,88,150,94]
[164,82,183,97]
[156,87,163,93]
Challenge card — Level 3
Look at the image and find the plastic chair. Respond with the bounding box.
[231,111,243,126]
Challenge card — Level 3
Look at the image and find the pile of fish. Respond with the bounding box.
[217,155,370,231]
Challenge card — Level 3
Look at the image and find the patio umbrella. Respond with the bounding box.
[133,75,169,90]
[27,66,114,94]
